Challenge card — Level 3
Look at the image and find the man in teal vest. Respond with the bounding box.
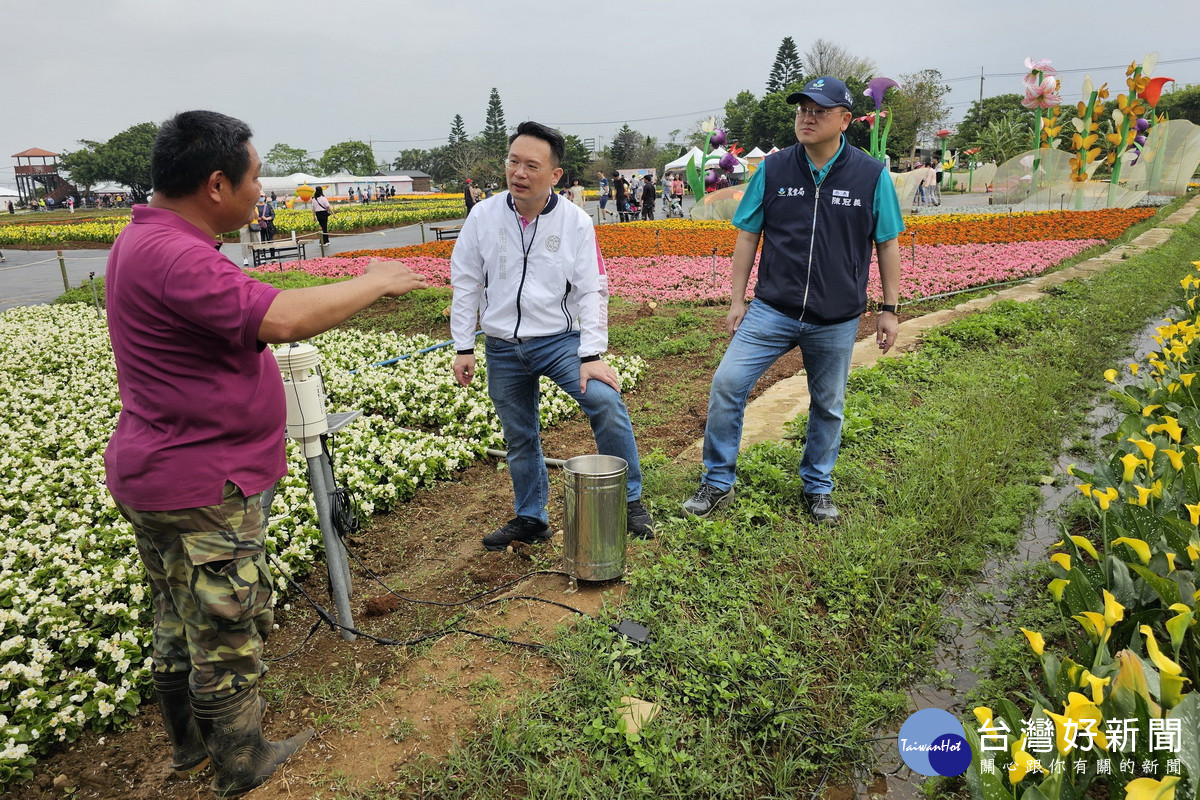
[683,76,904,524]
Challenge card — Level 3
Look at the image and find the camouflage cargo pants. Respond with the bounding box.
[114,482,273,700]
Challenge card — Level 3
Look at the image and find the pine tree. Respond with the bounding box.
[482,88,508,157]
[765,36,803,94]
[448,114,468,145]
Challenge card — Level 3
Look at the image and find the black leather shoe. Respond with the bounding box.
[626,500,655,539]
[482,517,552,551]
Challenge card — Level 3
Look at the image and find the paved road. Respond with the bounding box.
[0,195,704,311]
[5,191,1000,312]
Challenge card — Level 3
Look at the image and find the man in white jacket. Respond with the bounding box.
[450,121,654,550]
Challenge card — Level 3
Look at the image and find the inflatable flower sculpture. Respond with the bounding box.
[861,76,901,163]
[1069,74,1108,184]
[687,118,738,200]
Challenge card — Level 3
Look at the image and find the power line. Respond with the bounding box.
[941,55,1200,84]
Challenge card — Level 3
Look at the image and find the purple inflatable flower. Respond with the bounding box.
[709,128,727,147]
[863,77,901,111]
[718,152,739,172]
[1134,134,1147,146]
[1135,117,1151,133]
[704,169,719,187]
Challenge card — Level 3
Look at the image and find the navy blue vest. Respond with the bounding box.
[757,140,883,324]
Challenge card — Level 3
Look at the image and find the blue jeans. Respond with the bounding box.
[486,332,642,523]
[701,299,859,495]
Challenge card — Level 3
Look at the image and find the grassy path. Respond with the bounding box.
[399,216,1200,799]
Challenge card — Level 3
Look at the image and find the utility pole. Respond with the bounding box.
[978,68,985,132]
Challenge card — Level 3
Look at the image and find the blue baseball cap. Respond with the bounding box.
[787,76,854,110]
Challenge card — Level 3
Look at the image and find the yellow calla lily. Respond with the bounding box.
[973,706,994,727]
[1146,416,1184,443]
[1104,368,1119,382]
[1125,776,1180,800]
[1161,672,1190,710]
[1049,578,1070,602]
[1140,625,1184,675]
[1103,589,1126,627]
[1187,544,1199,561]
[1185,503,1200,526]
[1120,453,1143,482]
[1093,487,1119,511]
[1008,735,1047,784]
[1161,449,1185,470]
[1076,483,1093,498]
[1142,404,1163,415]
[1020,627,1045,656]
[1069,535,1098,560]
[1129,437,1157,460]
[1182,373,1196,387]
[1051,553,1071,572]
[1166,608,1194,653]
[1129,363,1139,375]
[1113,537,1152,565]
[1112,649,1161,715]
[1080,670,1111,705]
[1075,611,1110,643]
[1165,552,1177,572]
[1132,485,1153,506]
[1044,692,1108,753]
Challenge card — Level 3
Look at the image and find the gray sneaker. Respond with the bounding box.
[682,483,734,518]
[803,492,840,524]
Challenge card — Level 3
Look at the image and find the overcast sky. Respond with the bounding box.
[2,0,1198,186]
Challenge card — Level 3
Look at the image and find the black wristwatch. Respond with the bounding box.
[880,304,899,314]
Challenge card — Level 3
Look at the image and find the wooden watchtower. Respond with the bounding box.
[13,148,75,205]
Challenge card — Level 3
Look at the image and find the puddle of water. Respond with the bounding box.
[839,314,1172,799]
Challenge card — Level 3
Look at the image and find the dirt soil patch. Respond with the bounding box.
[12,305,910,800]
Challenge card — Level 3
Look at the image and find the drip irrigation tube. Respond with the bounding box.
[348,328,482,376]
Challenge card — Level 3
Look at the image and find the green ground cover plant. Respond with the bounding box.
[384,222,1200,799]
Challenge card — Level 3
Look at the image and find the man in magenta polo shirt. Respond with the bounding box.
[105,110,426,798]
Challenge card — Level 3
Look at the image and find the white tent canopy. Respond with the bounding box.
[744,147,767,159]
[663,146,746,175]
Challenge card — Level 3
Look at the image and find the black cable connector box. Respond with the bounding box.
[616,619,650,644]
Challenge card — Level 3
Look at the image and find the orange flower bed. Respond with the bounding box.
[903,208,1156,246]
[340,208,1156,260]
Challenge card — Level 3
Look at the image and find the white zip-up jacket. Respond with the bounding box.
[450,191,608,357]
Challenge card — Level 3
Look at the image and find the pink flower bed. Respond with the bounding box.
[251,256,451,284]
[252,239,1101,304]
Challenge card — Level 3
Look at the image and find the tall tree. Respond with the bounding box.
[952,94,1026,150]
[1156,84,1200,125]
[888,69,952,156]
[723,90,760,147]
[264,143,313,174]
[61,122,158,201]
[608,124,641,168]
[560,134,591,185]
[393,148,434,173]
[319,140,376,175]
[765,37,804,94]
[482,88,508,157]
[802,38,875,81]
[59,140,106,195]
[448,114,468,145]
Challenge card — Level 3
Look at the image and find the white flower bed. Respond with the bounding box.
[0,303,644,785]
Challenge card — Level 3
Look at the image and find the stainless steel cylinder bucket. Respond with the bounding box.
[562,455,627,581]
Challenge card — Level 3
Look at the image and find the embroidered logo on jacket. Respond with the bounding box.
[545,235,561,253]
[776,187,807,197]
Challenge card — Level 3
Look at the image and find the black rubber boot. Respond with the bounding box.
[152,671,209,777]
[192,685,314,798]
